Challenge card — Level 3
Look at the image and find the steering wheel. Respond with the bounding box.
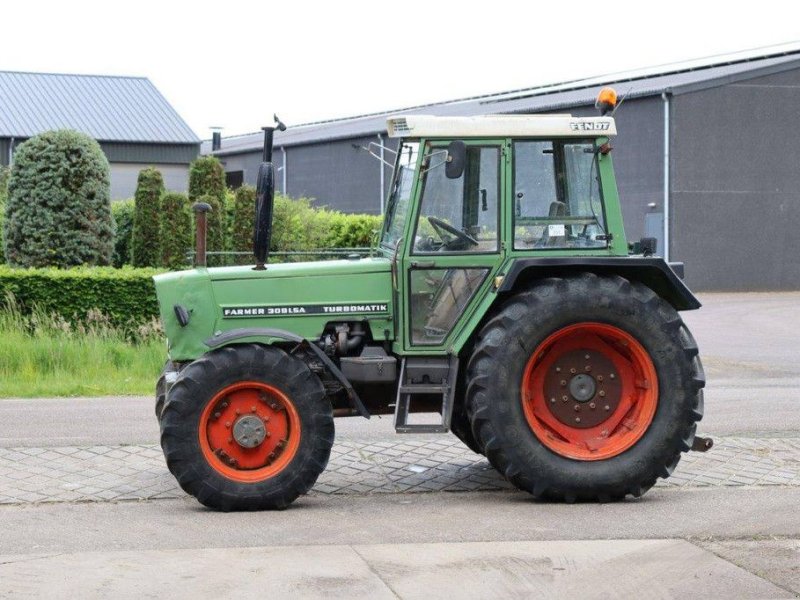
[427,216,478,248]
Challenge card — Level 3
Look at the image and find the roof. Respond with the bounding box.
[206,44,800,156]
[0,71,199,144]
[385,115,617,138]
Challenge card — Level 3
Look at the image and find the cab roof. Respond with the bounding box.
[386,114,616,139]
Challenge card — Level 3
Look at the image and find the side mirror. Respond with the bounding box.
[445,140,466,179]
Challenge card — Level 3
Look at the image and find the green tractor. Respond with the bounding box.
[154,93,708,511]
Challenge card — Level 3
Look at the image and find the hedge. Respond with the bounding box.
[0,266,160,328]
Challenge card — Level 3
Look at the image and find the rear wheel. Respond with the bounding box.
[466,274,704,501]
[160,344,333,510]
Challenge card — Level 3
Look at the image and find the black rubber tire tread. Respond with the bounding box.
[154,361,176,421]
[450,402,483,454]
[160,344,334,511]
[465,273,705,502]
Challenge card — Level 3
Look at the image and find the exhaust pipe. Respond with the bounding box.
[193,202,212,267]
[253,114,287,271]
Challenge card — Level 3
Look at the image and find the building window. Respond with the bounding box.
[226,170,244,189]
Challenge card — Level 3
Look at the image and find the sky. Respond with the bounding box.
[3,0,800,138]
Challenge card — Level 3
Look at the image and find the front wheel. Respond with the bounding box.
[466,274,704,501]
[160,344,334,511]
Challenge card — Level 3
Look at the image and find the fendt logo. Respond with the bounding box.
[570,121,611,131]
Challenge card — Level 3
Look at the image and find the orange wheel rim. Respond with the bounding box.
[198,381,301,482]
[521,322,658,461]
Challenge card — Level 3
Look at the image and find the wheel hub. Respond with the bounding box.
[569,373,596,402]
[232,415,267,448]
[542,348,622,429]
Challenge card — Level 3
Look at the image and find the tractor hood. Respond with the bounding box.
[154,257,393,361]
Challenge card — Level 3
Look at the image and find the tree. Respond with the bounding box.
[160,192,192,270]
[231,185,255,262]
[131,168,164,267]
[4,130,113,267]
[188,156,227,266]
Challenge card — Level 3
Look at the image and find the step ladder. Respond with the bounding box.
[394,355,459,433]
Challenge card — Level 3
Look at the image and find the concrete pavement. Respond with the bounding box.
[0,539,792,599]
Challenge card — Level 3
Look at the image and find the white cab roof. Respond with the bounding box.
[386,114,616,138]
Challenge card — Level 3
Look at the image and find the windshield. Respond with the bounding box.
[381,141,419,250]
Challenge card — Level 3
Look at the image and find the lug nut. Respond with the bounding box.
[575,417,581,423]
[213,412,221,419]
[221,402,228,409]
[604,405,610,411]
[560,380,567,387]
[562,395,568,402]
[251,406,257,412]
[597,375,604,382]
[609,373,616,380]
[550,397,556,404]
[225,421,231,428]
[585,365,592,372]
[599,390,606,397]
[570,368,577,374]
[589,402,596,409]
[585,354,591,360]
[555,367,561,373]
[574,405,580,412]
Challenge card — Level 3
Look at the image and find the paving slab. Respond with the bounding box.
[0,539,791,600]
[0,436,798,505]
[696,538,800,596]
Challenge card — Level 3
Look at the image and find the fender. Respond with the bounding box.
[497,257,701,311]
[204,327,370,418]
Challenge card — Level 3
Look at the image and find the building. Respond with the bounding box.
[207,46,800,291]
[0,71,200,199]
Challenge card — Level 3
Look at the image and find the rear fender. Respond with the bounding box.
[498,257,701,311]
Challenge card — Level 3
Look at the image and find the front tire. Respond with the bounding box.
[160,344,334,511]
[466,274,704,501]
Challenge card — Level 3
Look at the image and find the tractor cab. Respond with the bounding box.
[378,114,626,350]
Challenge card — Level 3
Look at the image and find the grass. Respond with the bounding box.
[0,297,164,397]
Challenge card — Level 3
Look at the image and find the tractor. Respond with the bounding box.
[154,89,709,510]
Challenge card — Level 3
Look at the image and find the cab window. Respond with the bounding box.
[412,145,500,254]
[513,140,608,250]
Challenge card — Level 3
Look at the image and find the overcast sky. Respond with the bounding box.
[4,1,800,138]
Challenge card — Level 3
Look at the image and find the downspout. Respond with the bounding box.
[377,133,385,214]
[661,91,670,262]
[8,137,14,166]
[281,146,287,195]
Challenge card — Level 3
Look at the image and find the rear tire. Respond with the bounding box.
[466,274,704,501]
[160,344,334,511]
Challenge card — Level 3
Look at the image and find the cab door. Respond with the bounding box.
[400,139,508,353]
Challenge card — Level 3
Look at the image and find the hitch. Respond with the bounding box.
[691,436,714,452]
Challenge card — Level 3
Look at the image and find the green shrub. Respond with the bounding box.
[4,130,113,268]
[325,212,382,248]
[188,156,226,203]
[0,166,8,205]
[111,199,135,268]
[160,192,192,270]
[231,185,255,261]
[131,168,164,267]
[0,266,160,329]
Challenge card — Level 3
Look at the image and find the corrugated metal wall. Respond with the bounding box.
[671,68,800,291]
